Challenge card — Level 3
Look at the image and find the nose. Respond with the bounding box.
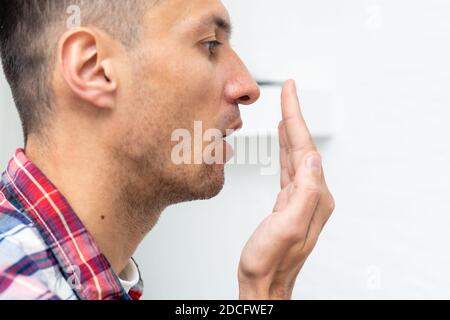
[235,79,260,105]
[224,54,261,106]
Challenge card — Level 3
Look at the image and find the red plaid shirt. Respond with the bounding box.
[0,149,143,300]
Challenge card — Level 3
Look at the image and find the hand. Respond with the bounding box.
[238,80,335,300]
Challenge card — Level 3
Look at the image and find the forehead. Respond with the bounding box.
[142,0,231,37]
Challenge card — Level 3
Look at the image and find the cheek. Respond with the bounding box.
[129,48,224,146]
[159,65,221,124]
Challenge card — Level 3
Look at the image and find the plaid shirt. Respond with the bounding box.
[0,149,144,300]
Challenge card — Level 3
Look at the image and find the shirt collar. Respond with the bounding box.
[119,258,141,294]
[1,149,143,300]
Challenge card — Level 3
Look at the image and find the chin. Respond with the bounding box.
[195,164,226,200]
[164,163,226,205]
[186,163,226,201]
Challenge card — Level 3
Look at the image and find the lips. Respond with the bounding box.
[222,119,243,138]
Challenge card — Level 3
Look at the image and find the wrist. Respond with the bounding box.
[238,281,293,300]
[239,288,270,300]
[238,278,270,300]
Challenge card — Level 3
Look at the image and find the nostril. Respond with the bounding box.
[240,95,251,102]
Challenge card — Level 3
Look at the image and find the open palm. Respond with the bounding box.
[238,80,335,300]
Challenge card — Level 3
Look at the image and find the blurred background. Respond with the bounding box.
[1,0,450,299]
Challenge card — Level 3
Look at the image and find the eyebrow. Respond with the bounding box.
[197,14,233,39]
[213,15,233,37]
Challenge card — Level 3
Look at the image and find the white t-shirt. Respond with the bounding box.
[118,259,140,294]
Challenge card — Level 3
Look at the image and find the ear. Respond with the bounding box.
[58,28,118,109]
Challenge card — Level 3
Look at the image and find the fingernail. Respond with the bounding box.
[306,154,322,172]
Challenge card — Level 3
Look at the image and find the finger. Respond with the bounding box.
[278,121,292,189]
[281,80,316,170]
[303,192,335,252]
[282,193,333,273]
[272,187,289,213]
[284,152,323,233]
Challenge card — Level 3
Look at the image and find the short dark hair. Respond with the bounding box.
[0,0,151,140]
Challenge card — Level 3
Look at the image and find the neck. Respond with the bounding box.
[25,138,165,276]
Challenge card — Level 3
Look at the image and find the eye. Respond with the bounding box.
[203,40,222,56]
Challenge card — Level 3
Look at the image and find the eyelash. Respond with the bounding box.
[204,40,222,56]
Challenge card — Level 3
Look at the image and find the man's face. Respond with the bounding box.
[110,0,260,206]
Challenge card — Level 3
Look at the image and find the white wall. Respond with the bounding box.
[0,68,23,167]
[1,0,450,299]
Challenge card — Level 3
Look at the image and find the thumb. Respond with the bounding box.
[296,152,323,188]
[285,152,323,226]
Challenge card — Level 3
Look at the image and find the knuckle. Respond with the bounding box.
[326,193,336,213]
[239,263,265,280]
[276,221,306,244]
[302,185,321,200]
[239,257,271,280]
[282,224,308,243]
[305,150,321,159]
[284,233,306,245]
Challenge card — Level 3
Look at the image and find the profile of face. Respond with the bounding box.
[99,0,260,206]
